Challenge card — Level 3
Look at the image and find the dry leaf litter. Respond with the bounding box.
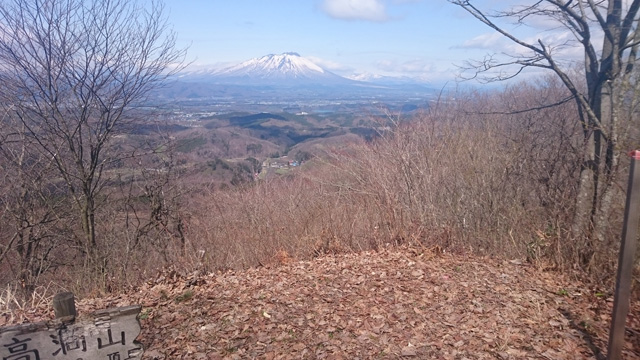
[2,246,638,359]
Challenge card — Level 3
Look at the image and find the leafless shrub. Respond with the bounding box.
[2,75,630,305]
[186,77,625,287]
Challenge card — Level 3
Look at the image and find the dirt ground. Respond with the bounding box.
[2,246,639,359]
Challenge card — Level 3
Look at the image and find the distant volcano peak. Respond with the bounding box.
[209,52,351,85]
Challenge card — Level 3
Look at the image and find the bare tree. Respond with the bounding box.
[0,0,185,270]
[0,114,71,298]
[450,0,640,268]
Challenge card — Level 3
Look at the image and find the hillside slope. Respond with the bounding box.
[2,247,638,359]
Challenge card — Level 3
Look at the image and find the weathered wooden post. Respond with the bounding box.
[607,150,640,360]
[53,291,77,318]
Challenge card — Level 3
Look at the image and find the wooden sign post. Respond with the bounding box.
[52,292,76,318]
[1,294,144,359]
[607,150,640,360]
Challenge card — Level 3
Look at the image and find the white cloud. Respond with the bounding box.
[458,28,588,62]
[372,58,462,84]
[375,58,434,74]
[457,32,505,50]
[307,56,354,73]
[321,0,388,22]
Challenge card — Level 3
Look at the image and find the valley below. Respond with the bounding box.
[135,87,434,188]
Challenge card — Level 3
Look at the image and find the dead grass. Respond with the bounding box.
[0,282,55,323]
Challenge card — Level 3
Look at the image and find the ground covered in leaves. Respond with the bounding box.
[2,246,639,359]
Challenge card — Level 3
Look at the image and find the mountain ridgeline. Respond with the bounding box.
[209,52,350,85]
[161,52,436,101]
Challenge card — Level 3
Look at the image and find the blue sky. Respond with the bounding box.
[163,0,572,83]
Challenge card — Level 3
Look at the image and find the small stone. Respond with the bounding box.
[401,345,417,357]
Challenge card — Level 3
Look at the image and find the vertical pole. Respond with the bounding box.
[607,150,640,360]
[53,292,76,318]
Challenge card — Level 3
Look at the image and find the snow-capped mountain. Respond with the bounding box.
[218,52,324,78]
[163,53,437,100]
[187,52,353,86]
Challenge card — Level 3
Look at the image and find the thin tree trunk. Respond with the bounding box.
[572,133,596,244]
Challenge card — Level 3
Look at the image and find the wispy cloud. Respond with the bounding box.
[457,29,586,61]
[307,56,354,73]
[375,58,434,74]
[370,57,459,84]
[320,0,388,22]
[456,32,505,50]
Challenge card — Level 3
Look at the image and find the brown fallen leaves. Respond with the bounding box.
[2,246,639,359]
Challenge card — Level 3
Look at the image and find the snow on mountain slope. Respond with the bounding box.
[174,53,436,96]
[209,52,351,85]
[219,52,323,77]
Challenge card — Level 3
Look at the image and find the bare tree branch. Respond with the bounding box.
[449,0,640,266]
[0,0,186,279]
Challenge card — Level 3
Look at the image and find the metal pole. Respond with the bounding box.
[607,150,640,360]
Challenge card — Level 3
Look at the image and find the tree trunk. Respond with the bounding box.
[81,202,97,248]
[573,68,620,269]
